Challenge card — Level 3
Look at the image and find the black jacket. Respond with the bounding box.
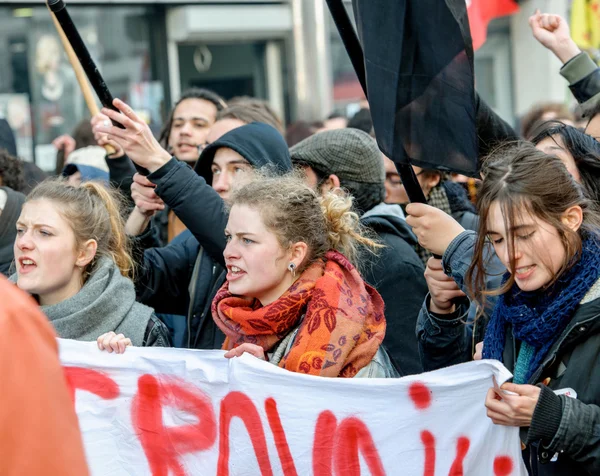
[509,285,600,476]
[133,159,227,348]
[143,314,174,347]
[361,203,427,376]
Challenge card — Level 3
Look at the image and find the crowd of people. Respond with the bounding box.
[2,9,600,475]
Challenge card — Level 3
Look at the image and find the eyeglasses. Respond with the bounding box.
[385,169,425,187]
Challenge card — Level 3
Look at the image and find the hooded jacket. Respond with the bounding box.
[134,123,292,348]
[0,186,25,276]
[361,202,427,376]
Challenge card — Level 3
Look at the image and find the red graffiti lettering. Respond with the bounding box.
[409,382,432,410]
[312,410,337,476]
[131,374,217,476]
[265,398,298,476]
[218,391,273,476]
[334,417,385,476]
[493,455,514,476]
[421,430,436,476]
[63,366,119,404]
[448,437,470,476]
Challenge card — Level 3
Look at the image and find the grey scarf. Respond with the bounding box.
[11,257,153,345]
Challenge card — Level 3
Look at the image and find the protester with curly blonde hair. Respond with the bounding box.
[213,175,395,378]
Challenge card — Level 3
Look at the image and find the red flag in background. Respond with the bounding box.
[467,0,519,50]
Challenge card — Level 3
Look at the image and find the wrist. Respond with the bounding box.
[553,39,581,64]
[146,150,172,174]
[135,205,155,219]
[429,300,456,315]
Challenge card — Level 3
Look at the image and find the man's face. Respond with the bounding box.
[210,148,253,202]
[383,155,405,204]
[383,156,439,203]
[168,98,218,162]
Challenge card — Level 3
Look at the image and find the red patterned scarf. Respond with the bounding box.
[212,250,386,377]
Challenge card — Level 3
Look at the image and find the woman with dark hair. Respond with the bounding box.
[531,121,600,203]
[415,143,600,475]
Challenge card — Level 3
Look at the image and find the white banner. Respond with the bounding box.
[59,339,526,476]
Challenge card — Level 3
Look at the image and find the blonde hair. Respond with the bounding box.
[26,179,133,280]
[229,174,381,271]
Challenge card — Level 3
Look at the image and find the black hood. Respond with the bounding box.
[194,122,292,183]
[361,203,419,247]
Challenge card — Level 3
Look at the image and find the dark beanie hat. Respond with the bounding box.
[194,122,292,183]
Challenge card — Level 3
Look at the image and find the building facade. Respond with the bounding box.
[0,0,574,168]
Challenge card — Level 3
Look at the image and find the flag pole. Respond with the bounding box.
[46,0,123,128]
[48,8,116,155]
[324,0,427,204]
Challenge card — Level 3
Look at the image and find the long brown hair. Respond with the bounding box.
[26,179,134,280]
[466,142,600,305]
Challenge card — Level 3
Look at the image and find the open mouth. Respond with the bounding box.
[515,264,536,280]
[18,257,37,273]
[226,265,246,281]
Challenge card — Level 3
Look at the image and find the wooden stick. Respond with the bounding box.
[48,9,116,155]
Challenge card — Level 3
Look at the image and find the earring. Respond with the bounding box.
[288,262,296,278]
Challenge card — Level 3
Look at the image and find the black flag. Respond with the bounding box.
[351,0,478,177]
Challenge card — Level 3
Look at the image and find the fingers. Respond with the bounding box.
[98,107,139,134]
[98,331,115,351]
[405,202,436,218]
[426,257,444,271]
[500,382,539,397]
[118,337,132,354]
[473,341,483,360]
[90,112,110,128]
[96,331,131,354]
[224,343,266,360]
[132,172,156,188]
[131,180,165,212]
[485,388,508,412]
[113,98,143,122]
[224,347,244,358]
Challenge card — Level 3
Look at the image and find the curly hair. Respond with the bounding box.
[0,150,25,192]
[230,174,381,272]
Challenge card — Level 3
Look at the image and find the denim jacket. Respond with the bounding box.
[416,231,504,371]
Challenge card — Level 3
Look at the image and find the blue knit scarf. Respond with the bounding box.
[483,238,600,383]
